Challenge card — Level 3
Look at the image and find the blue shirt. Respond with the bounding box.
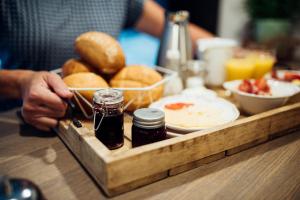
[0,0,144,70]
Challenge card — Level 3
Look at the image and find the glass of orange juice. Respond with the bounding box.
[247,50,276,78]
[226,57,255,81]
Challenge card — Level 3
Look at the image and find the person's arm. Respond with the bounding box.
[0,70,73,131]
[135,0,214,47]
[0,70,34,99]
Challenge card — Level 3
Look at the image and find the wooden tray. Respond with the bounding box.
[57,90,300,197]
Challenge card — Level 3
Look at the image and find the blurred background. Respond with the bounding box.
[120,0,300,68]
[1,0,299,68]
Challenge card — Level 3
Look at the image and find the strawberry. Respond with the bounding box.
[254,78,270,93]
[284,72,300,82]
[238,80,253,93]
[271,70,278,79]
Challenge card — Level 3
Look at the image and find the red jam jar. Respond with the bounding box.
[132,108,166,147]
[93,89,124,150]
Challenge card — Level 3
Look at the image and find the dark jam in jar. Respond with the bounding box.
[93,89,124,150]
[132,108,166,147]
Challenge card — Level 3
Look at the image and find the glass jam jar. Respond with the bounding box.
[132,108,166,147]
[93,89,124,150]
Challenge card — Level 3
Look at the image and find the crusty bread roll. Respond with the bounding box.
[63,72,109,102]
[75,32,125,74]
[110,65,164,111]
[62,59,95,77]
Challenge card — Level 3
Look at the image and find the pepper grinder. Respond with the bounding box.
[157,10,192,94]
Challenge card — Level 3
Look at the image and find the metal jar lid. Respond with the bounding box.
[93,89,123,105]
[133,108,165,129]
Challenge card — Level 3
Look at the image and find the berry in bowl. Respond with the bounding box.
[223,78,300,114]
[267,70,300,86]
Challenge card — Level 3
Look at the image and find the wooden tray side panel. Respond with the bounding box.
[57,122,109,188]
[57,103,300,196]
[106,103,300,189]
[269,106,300,135]
[169,152,226,176]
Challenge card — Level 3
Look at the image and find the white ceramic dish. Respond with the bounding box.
[265,70,300,86]
[149,95,239,132]
[223,79,300,114]
[181,87,217,99]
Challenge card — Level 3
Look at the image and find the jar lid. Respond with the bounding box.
[93,89,123,105]
[133,108,165,129]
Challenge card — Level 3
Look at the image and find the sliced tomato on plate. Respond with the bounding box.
[165,102,194,110]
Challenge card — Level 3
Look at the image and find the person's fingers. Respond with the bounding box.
[23,103,66,118]
[22,104,61,131]
[21,106,58,128]
[27,87,67,111]
[35,105,66,118]
[47,73,73,99]
[33,117,58,130]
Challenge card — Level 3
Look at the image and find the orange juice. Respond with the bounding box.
[226,58,255,81]
[248,53,275,78]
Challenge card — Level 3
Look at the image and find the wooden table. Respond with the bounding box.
[0,108,300,200]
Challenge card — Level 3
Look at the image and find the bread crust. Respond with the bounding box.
[62,59,95,77]
[75,32,125,74]
[110,65,164,111]
[63,72,109,102]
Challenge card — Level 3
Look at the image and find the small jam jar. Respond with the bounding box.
[93,89,124,150]
[132,108,166,147]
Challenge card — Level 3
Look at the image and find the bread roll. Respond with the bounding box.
[63,72,109,102]
[110,65,164,111]
[62,59,95,77]
[75,32,125,74]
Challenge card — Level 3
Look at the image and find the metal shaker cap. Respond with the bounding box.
[133,108,165,129]
[168,10,189,24]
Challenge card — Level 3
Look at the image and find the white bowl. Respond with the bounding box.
[223,80,300,114]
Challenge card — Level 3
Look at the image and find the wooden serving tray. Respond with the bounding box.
[57,90,300,197]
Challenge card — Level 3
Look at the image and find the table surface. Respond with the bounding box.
[0,108,300,200]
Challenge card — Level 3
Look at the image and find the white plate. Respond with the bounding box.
[149,95,240,132]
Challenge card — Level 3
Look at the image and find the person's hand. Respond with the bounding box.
[20,71,73,131]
